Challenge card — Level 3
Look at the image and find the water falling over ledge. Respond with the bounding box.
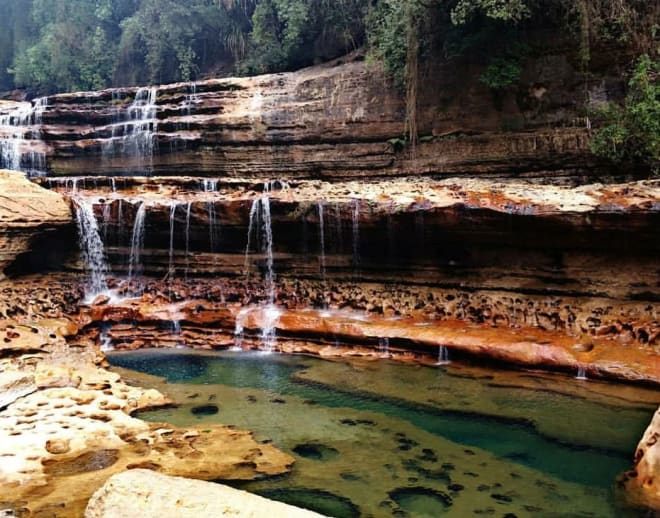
[127,202,147,294]
[244,188,277,351]
[73,197,109,301]
[0,97,48,176]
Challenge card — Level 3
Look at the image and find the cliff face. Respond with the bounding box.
[0,170,71,279]
[0,52,619,181]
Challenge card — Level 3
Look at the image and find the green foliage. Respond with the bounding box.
[365,0,409,89]
[479,42,528,90]
[12,0,126,92]
[0,0,655,96]
[450,0,532,25]
[241,0,367,75]
[591,55,660,170]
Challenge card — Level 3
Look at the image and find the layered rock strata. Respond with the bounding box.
[1,53,619,180]
[51,177,658,365]
[0,170,71,279]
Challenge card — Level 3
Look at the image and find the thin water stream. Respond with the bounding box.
[109,350,657,518]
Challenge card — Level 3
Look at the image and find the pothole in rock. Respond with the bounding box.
[388,486,452,517]
[291,443,340,461]
[257,488,360,518]
[190,404,219,416]
[42,449,119,476]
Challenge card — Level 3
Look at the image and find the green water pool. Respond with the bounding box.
[108,350,659,517]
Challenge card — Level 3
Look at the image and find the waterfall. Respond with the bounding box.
[184,202,192,279]
[73,197,109,299]
[379,337,390,356]
[244,190,277,351]
[104,86,158,168]
[184,82,197,130]
[436,345,450,365]
[352,199,360,271]
[168,203,177,281]
[260,197,275,303]
[387,207,395,259]
[125,87,158,159]
[576,365,588,380]
[0,97,48,176]
[208,201,219,254]
[102,203,112,242]
[318,202,326,278]
[127,202,147,292]
[245,195,275,296]
[201,179,218,192]
[116,199,124,247]
[333,203,343,253]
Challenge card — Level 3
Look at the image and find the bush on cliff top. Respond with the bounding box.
[591,55,660,173]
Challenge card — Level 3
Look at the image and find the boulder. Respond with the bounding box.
[0,170,71,278]
[85,469,325,518]
[623,407,660,510]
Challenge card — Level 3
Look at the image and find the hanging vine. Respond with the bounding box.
[404,2,420,156]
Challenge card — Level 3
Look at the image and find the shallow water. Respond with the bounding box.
[108,350,659,518]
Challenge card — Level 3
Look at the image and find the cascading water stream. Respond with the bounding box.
[127,202,147,293]
[333,203,343,253]
[318,202,326,279]
[437,345,450,365]
[102,203,112,242]
[351,199,360,272]
[104,86,158,169]
[184,202,192,279]
[73,197,109,300]
[168,203,177,282]
[243,188,278,350]
[0,96,48,175]
[208,201,219,254]
[201,179,218,192]
[379,337,390,356]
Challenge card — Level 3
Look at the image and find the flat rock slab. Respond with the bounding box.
[85,469,326,518]
[0,371,36,409]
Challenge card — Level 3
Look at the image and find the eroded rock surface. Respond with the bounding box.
[622,407,660,511]
[0,170,71,279]
[0,318,293,517]
[84,469,326,518]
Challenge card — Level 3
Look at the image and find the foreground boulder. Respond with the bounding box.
[622,407,660,510]
[85,469,325,518]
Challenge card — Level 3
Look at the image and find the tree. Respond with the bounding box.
[591,55,660,172]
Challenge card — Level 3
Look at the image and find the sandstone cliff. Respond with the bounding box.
[0,53,619,181]
[0,170,71,279]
